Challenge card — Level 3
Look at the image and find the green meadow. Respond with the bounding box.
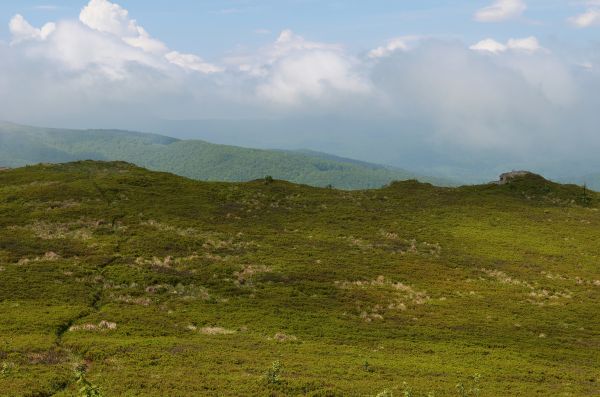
[0,161,598,396]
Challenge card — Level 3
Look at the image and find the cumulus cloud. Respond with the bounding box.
[474,0,526,22]
[9,14,56,44]
[470,36,542,54]
[256,50,370,105]
[165,52,223,74]
[469,38,507,54]
[368,36,421,59]
[248,30,370,105]
[6,0,223,80]
[569,1,600,28]
[506,37,542,52]
[79,0,167,53]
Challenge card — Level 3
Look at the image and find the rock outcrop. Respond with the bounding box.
[497,171,534,185]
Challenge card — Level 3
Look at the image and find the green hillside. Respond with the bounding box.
[0,161,598,396]
[0,122,450,189]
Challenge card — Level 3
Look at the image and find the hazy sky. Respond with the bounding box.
[1,0,600,179]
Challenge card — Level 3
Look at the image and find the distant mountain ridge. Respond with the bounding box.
[0,121,452,189]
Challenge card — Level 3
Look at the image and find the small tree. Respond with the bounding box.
[75,366,103,397]
[265,360,283,385]
[264,175,274,185]
[579,183,592,206]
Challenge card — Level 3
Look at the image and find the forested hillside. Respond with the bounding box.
[0,122,450,189]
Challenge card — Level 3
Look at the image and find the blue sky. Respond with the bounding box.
[1,0,600,180]
[0,0,598,60]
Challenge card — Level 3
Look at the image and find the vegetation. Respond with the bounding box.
[0,161,598,396]
[0,121,452,190]
[75,365,103,397]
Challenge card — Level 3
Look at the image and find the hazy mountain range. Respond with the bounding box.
[0,121,453,189]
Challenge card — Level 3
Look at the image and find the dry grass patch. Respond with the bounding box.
[28,349,69,365]
[17,251,61,265]
[336,276,430,321]
[200,327,235,335]
[113,295,152,306]
[480,268,572,306]
[69,320,117,332]
[140,220,197,237]
[343,233,442,256]
[269,333,298,342]
[9,219,113,241]
[144,283,212,301]
[234,264,272,286]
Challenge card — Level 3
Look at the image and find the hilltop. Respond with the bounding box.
[0,161,598,396]
[0,122,452,190]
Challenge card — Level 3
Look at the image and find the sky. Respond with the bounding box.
[1,0,600,180]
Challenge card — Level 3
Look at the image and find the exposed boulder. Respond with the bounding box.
[497,171,535,185]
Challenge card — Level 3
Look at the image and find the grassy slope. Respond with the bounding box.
[0,162,598,396]
[0,122,449,189]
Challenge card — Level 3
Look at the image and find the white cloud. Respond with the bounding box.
[223,29,342,76]
[371,40,582,155]
[79,0,167,53]
[474,0,526,22]
[241,30,370,105]
[9,14,56,44]
[44,21,164,79]
[8,0,220,77]
[569,7,600,28]
[506,37,542,52]
[469,39,507,54]
[470,36,542,54]
[368,36,421,58]
[271,30,340,58]
[257,49,370,105]
[468,37,569,105]
[80,0,136,36]
[165,51,223,74]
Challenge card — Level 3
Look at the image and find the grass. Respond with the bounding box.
[0,161,598,396]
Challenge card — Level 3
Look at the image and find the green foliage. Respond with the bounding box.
[75,366,103,397]
[265,360,283,385]
[0,161,598,396]
[456,374,481,397]
[0,362,15,378]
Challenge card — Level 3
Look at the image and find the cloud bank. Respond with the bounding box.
[1,0,600,180]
